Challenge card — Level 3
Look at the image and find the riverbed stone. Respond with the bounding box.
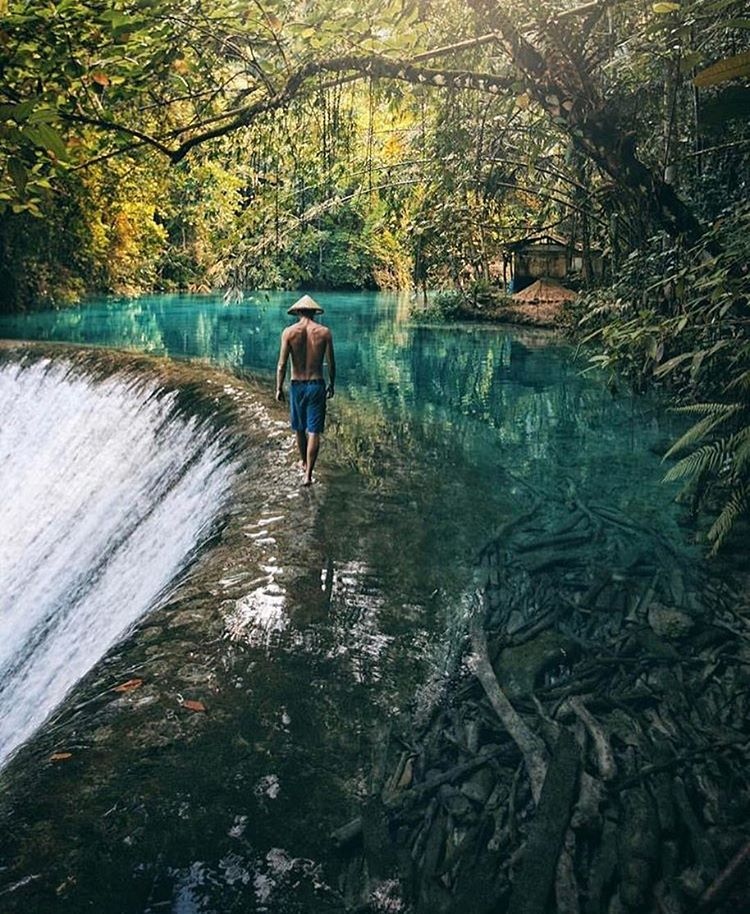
[176,663,214,686]
[647,603,695,639]
[495,630,577,696]
[460,766,495,806]
[442,793,473,820]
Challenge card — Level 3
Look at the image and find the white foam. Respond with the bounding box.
[0,359,235,766]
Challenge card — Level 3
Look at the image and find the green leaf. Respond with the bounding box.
[663,405,739,459]
[7,99,39,122]
[664,439,731,481]
[8,157,27,193]
[679,51,704,73]
[22,122,69,161]
[653,350,692,377]
[27,106,59,124]
[99,10,143,32]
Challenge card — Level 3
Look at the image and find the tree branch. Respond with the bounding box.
[170,54,518,162]
[60,112,176,158]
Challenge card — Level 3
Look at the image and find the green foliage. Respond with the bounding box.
[410,290,463,322]
[0,0,748,560]
[575,201,750,551]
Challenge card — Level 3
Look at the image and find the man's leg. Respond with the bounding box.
[296,430,307,469]
[303,433,320,486]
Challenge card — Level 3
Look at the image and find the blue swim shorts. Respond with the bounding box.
[290,379,327,434]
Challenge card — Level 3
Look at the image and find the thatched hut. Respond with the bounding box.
[503,234,602,290]
[511,278,577,304]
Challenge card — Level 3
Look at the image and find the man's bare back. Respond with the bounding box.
[282,319,332,380]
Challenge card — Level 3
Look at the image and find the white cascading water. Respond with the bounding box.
[0,359,236,767]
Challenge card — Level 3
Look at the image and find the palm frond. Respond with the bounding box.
[726,370,750,393]
[663,405,741,459]
[672,402,740,417]
[663,439,733,482]
[730,427,750,476]
[708,485,749,554]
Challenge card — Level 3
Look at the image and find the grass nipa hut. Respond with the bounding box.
[508,277,577,326]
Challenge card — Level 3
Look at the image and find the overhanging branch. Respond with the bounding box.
[170,54,518,162]
[59,43,518,163]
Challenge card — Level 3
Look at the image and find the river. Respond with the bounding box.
[0,292,691,912]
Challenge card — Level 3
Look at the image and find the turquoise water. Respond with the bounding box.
[0,291,684,529]
[0,292,691,912]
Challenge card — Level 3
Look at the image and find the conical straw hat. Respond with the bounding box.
[288,294,324,315]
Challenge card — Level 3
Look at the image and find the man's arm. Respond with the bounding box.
[325,333,336,398]
[276,332,290,401]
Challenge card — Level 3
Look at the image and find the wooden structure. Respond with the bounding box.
[503,233,600,291]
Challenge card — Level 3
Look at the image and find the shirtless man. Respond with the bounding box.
[275,295,336,486]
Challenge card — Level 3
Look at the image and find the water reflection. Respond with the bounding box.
[0,289,687,598]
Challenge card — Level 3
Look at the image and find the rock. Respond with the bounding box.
[464,718,480,755]
[647,603,694,639]
[619,858,650,908]
[442,793,473,820]
[176,663,213,685]
[506,610,525,635]
[607,892,627,914]
[676,866,707,899]
[495,631,577,696]
[460,766,495,806]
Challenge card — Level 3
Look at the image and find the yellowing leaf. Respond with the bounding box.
[652,2,680,12]
[113,678,143,692]
[50,752,72,761]
[90,71,110,87]
[694,51,750,87]
[181,699,207,712]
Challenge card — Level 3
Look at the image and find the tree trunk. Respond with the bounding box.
[470,1,710,247]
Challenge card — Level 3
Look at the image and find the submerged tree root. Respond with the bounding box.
[331,497,750,913]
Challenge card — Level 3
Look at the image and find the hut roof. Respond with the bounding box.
[511,278,577,303]
[505,233,568,251]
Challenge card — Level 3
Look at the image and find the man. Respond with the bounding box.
[276,294,336,487]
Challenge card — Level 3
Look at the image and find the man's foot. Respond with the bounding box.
[302,475,313,487]
[299,460,307,473]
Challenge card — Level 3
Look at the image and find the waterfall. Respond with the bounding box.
[0,358,236,767]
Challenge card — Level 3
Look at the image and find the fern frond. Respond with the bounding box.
[663,439,733,482]
[653,351,693,378]
[663,405,741,459]
[708,485,749,554]
[729,427,750,475]
[672,402,740,417]
[726,370,750,393]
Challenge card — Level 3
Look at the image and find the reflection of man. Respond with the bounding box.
[276,295,336,487]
